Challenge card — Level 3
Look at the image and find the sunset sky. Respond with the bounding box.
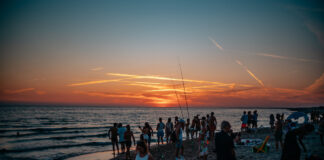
[1,0,323,107]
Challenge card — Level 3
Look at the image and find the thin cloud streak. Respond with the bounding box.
[4,88,35,94]
[91,67,104,71]
[107,73,244,87]
[208,37,224,51]
[256,53,322,63]
[67,79,125,86]
[235,60,265,87]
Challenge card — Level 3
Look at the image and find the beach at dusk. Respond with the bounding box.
[1,0,324,159]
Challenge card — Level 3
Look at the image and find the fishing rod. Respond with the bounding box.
[178,58,190,119]
[172,82,184,118]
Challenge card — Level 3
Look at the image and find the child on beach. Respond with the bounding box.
[135,141,153,160]
[198,120,208,160]
[165,118,173,144]
[156,118,165,146]
[118,123,126,153]
[175,119,185,160]
[124,125,135,160]
[108,123,119,155]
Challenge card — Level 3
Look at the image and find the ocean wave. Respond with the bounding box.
[0,142,111,153]
[8,133,107,143]
[0,126,110,133]
[0,130,85,138]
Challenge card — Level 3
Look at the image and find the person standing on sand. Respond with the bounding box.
[270,114,275,130]
[124,125,135,160]
[198,120,208,160]
[165,118,173,144]
[209,112,217,139]
[185,118,190,140]
[281,124,314,160]
[214,121,236,160]
[252,110,258,128]
[175,116,179,126]
[118,123,127,153]
[135,141,154,160]
[241,111,248,132]
[247,111,252,129]
[318,113,324,145]
[108,123,119,155]
[156,118,165,146]
[274,114,283,151]
[175,119,185,160]
[139,122,153,149]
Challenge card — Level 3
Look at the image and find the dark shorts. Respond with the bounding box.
[166,131,172,137]
[111,137,118,143]
[157,131,164,138]
[120,141,125,145]
[125,141,132,147]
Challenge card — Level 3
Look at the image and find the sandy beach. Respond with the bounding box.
[112,127,324,160]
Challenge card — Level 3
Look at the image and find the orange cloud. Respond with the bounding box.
[306,72,324,94]
[4,88,35,94]
[67,79,125,86]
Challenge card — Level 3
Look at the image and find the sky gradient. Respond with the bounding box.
[1,0,324,107]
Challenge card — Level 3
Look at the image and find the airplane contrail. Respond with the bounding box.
[235,60,265,87]
[208,37,224,51]
[256,53,322,63]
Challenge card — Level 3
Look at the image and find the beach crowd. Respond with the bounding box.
[108,110,324,160]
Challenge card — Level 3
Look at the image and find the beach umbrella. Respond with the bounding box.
[286,112,309,124]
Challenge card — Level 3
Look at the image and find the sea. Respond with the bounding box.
[0,105,293,160]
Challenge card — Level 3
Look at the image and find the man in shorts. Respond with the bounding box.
[124,125,135,159]
[241,111,248,132]
[118,123,126,153]
[156,117,165,146]
[108,123,119,154]
[165,118,173,144]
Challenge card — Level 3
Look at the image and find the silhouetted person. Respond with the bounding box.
[281,124,314,160]
[156,117,165,145]
[108,123,119,154]
[270,114,275,129]
[124,125,135,160]
[252,110,258,128]
[175,119,185,160]
[241,111,248,132]
[165,118,173,144]
[214,121,236,160]
[118,123,126,153]
[274,114,283,151]
[135,141,153,160]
